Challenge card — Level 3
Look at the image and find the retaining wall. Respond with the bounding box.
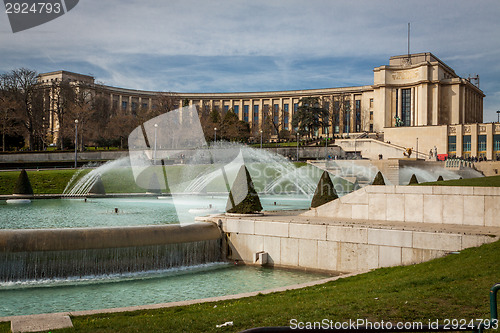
[303,185,500,227]
[218,216,497,273]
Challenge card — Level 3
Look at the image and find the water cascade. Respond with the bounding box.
[0,223,222,282]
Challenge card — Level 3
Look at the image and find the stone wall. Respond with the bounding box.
[303,185,500,227]
[218,216,496,273]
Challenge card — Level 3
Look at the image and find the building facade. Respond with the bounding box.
[39,52,496,159]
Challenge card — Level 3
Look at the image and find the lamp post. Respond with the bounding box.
[74,119,78,168]
[214,127,217,143]
[416,137,419,160]
[260,130,263,149]
[296,132,299,162]
[497,110,500,123]
[354,137,357,160]
[154,123,158,165]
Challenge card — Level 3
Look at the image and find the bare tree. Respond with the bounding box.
[1,68,45,150]
[151,91,179,117]
[46,80,77,149]
[0,76,24,151]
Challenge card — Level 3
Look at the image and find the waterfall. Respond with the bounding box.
[0,239,222,282]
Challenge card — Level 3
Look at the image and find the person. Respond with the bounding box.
[429,149,433,160]
[433,146,438,161]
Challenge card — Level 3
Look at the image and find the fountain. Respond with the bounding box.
[0,106,330,317]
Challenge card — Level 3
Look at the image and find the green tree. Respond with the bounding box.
[220,109,250,142]
[291,97,328,138]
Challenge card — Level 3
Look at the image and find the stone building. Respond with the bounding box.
[39,52,498,159]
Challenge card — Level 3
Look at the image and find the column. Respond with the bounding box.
[350,94,355,134]
[456,124,463,157]
[471,124,478,158]
[486,123,494,161]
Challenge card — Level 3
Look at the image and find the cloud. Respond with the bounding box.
[0,0,499,111]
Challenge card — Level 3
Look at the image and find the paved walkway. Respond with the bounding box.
[212,209,500,237]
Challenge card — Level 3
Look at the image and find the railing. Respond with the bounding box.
[240,283,500,333]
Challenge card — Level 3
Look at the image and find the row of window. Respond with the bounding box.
[448,135,500,153]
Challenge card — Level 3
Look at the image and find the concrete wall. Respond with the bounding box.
[0,147,342,164]
[303,185,500,227]
[383,126,448,159]
[0,151,128,163]
[336,138,421,160]
[0,222,221,252]
[219,216,495,273]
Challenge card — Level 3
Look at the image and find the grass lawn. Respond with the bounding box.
[419,175,500,187]
[3,239,493,333]
[0,169,90,195]
[0,162,309,195]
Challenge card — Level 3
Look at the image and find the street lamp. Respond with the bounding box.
[497,110,500,123]
[214,127,217,143]
[74,119,78,168]
[416,137,419,160]
[260,130,263,149]
[296,132,299,162]
[153,123,158,165]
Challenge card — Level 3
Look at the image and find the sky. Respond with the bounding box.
[1,0,500,122]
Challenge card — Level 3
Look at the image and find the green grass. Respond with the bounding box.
[0,169,89,195]
[0,162,311,195]
[419,175,500,187]
[33,239,500,332]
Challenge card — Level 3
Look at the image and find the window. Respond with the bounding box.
[448,136,456,153]
[370,111,373,121]
[253,105,259,124]
[142,103,148,110]
[223,105,229,112]
[233,105,239,116]
[369,124,373,132]
[293,103,298,114]
[355,100,361,132]
[494,135,500,151]
[343,100,350,133]
[478,135,487,152]
[122,101,128,110]
[401,88,411,126]
[243,105,249,122]
[370,98,374,109]
[463,135,471,152]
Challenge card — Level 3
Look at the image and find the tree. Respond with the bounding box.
[69,82,96,151]
[152,91,178,117]
[0,76,24,151]
[372,171,386,185]
[311,171,338,208]
[46,80,76,150]
[220,109,250,142]
[1,68,45,150]
[291,97,329,138]
[330,93,351,136]
[226,165,262,214]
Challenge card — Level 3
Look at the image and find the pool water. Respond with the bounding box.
[0,195,310,229]
[0,263,330,317]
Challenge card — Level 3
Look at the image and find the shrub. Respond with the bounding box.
[226,165,262,214]
[13,169,33,196]
[372,171,386,185]
[408,174,419,185]
[311,170,338,208]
